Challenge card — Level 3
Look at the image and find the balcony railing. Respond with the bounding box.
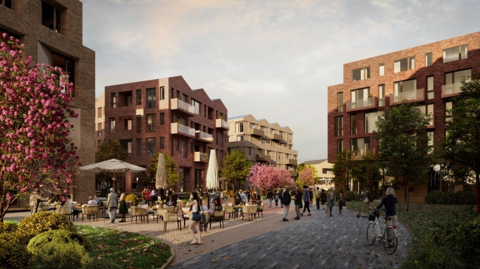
[171,123,195,137]
[215,119,229,129]
[442,83,463,97]
[255,154,271,162]
[171,98,195,116]
[196,130,213,142]
[268,133,283,141]
[379,98,386,107]
[248,128,264,137]
[194,152,209,162]
[391,89,424,104]
[346,97,377,111]
[287,159,298,166]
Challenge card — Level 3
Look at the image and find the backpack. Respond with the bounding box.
[315,192,320,199]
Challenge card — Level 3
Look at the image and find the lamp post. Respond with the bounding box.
[433,164,441,191]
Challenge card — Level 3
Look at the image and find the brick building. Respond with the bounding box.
[96,76,228,193]
[228,114,298,178]
[327,31,480,202]
[1,0,95,206]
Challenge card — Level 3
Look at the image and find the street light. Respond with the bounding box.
[433,164,441,191]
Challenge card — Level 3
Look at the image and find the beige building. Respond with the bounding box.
[303,159,335,191]
[228,115,298,177]
[1,0,95,207]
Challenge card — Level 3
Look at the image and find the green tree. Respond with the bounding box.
[147,152,179,187]
[332,150,355,191]
[220,150,251,192]
[442,73,480,213]
[95,140,127,163]
[373,102,434,211]
[351,152,382,194]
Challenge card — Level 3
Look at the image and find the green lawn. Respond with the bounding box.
[78,225,172,268]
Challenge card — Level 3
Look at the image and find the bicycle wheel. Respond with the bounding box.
[383,226,398,254]
[366,223,376,245]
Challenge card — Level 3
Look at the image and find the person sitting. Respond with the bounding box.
[87,195,97,206]
[213,198,223,212]
[94,195,103,206]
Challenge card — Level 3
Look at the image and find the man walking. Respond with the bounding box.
[302,185,311,216]
[294,187,302,220]
[315,187,321,210]
[321,189,327,210]
[267,189,274,208]
[107,188,118,223]
[282,187,291,221]
[100,180,108,197]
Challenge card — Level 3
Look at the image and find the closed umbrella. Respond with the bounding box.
[206,149,219,189]
[155,153,167,189]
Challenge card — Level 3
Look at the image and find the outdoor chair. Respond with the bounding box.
[159,206,181,231]
[242,205,257,221]
[130,206,149,223]
[257,203,264,218]
[156,205,176,222]
[81,205,99,221]
[223,205,234,219]
[57,205,72,220]
[209,209,225,229]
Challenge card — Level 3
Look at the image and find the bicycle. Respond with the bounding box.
[366,208,398,255]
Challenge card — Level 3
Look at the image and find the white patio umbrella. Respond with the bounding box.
[206,149,219,189]
[79,158,146,181]
[155,153,167,189]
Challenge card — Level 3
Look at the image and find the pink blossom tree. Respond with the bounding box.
[249,163,295,190]
[297,166,315,186]
[0,34,79,222]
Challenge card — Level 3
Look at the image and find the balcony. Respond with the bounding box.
[379,98,386,107]
[171,123,195,138]
[346,97,377,112]
[391,89,424,104]
[194,152,209,162]
[255,153,271,162]
[287,159,298,166]
[351,148,376,160]
[289,170,298,177]
[215,119,229,129]
[248,128,264,137]
[195,130,213,143]
[268,133,283,141]
[171,98,195,116]
[442,83,463,97]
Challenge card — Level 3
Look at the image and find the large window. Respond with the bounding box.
[42,1,62,33]
[160,113,165,125]
[52,52,75,94]
[379,63,385,76]
[351,137,370,156]
[444,69,471,95]
[350,114,357,135]
[352,67,370,81]
[334,116,343,137]
[146,114,155,132]
[146,138,156,157]
[191,99,201,114]
[426,76,434,99]
[393,79,418,103]
[425,52,433,67]
[136,89,141,105]
[379,85,385,107]
[159,86,165,100]
[124,119,132,131]
[365,111,384,133]
[136,115,141,133]
[443,45,468,63]
[445,102,453,123]
[394,57,415,73]
[235,122,244,133]
[182,140,188,158]
[97,107,102,118]
[146,88,156,109]
[160,137,165,149]
[136,138,141,157]
[337,140,343,154]
[337,92,343,112]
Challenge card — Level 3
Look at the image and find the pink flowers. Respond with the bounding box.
[249,163,295,190]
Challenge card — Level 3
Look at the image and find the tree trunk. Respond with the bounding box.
[405,178,410,212]
[0,199,12,223]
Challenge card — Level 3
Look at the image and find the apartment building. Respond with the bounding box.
[303,159,334,190]
[96,76,228,192]
[228,114,298,177]
[1,0,95,206]
[327,31,480,202]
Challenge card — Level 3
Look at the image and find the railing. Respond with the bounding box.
[268,133,283,141]
[248,128,264,137]
[171,98,195,114]
[379,98,385,107]
[346,97,376,111]
[215,119,229,129]
[287,159,298,166]
[196,131,213,142]
[171,123,195,137]
[194,152,209,162]
[391,89,424,104]
[442,83,463,96]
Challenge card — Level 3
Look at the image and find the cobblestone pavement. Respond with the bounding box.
[172,205,411,269]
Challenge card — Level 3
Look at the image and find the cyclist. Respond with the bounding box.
[373,187,398,246]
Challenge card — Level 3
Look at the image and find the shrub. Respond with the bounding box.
[84,258,123,269]
[0,222,18,234]
[438,191,455,204]
[0,232,31,269]
[455,191,476,205]
[18,211,76,239]
[401,247,463,269]
[345,191,360,201]
[30,241,90,269]
[27,229,92,254]
[425,190,442,204]
[125,193,140,206]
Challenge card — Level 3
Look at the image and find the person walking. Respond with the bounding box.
[302,186,311,216]
[186,191,203,245]
[294,187,303,220]
[309,188,314,207]
[338,188,344,214]
[327,188,336,217]
[321,189,327,210]
[100,180,108,197]
[118,193,127,222]
[281,187,291,221]
[267,189,274,208]
[315,187,321,210]
[106,188,118,223]
[274,190,280,207]
[149,188,157,207]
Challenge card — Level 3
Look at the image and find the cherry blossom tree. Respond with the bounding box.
[297,166,315,186]
[0,34,79,222]
[249,164,295,190]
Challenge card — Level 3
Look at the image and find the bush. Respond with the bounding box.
[30,241,90,269]
[455,191,476,205]
[438,191,455,204]
[0,222,18,234]
[125,193,140,206]
[18,211,76,239]
[425,190,442,204]
[401,247,463,269]
[84,258,123,269]
[27,229,92,254]
[0,232,31,269]
[345,191,360,201]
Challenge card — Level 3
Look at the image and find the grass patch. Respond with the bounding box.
[78,225,172,268]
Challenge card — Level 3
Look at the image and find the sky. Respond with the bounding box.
[82,0,480,163]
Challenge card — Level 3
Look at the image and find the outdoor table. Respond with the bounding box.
[233,205,244,218]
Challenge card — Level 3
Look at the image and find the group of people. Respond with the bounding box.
[140,187,180,207]
[233,189,261,205]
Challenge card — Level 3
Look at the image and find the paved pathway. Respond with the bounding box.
[172,205,410,269]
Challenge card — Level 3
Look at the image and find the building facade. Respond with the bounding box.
[303,159,334,191]
[228,114,298,177]
[1,0,96,206]
[96,76,228,193]
[327,31,480,202]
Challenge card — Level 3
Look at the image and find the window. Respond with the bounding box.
[159,86,165,100]
[109,118,115,134]
[160,113,165,125]
[237,135,244,141]
[379,64,385,76]
[365,111,384,133]
[97,123,102,137]
[42,1,62,33]
[337,140,343,154]
[351,137,370,156]
[191,99,201,115]
[379,85,385,107]
[97,107,102,118]
[337,92,343,112]
[350,88,370,106]
[182,93,188,102]
[322,168,333,174]
[444,69,471,95]
[125,119,132,130]
[443,45,468,63]
[235,122,244,133]
[136,115,141,133]
[52,52,75,94]
[146,88,156,109]
[428,131,434,154]
[146,114,155,132]
[261,138,267,144]
[182,140,187,158]
[1,0,12,9]
[136,138,141,157]
[111,93,117,108]
[394,57,415,73]
[136,89,141,105]
[393,79,418,103]
[171,87,175,99]
[334,116,343,137]
[350,114,357,135]
[160,137,165,149]
[146,138,156,157]
[425,52,433,67]
[352,67,370,81]
[127,141,132,154]
[426,76,434,99]
[445,101,453,123]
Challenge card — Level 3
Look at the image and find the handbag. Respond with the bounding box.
[192,212,201,221]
